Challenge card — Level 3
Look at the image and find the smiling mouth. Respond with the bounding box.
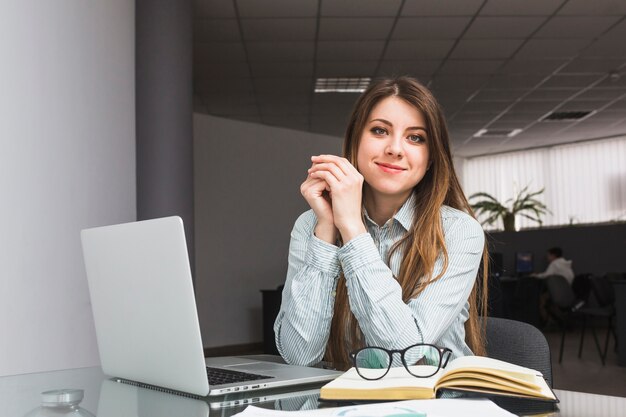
[376,162,406,173]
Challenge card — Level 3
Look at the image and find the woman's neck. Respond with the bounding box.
[363,189,412,226]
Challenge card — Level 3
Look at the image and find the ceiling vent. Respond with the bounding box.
[541,111,594,121]
[314,77,371,93]
[473,128,523,138]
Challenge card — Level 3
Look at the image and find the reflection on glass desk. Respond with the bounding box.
[2,366,625,417]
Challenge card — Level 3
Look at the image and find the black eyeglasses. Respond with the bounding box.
[349,343,452,380]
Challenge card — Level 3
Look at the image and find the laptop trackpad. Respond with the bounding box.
[227,362,281,372]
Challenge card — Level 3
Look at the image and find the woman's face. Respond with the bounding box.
[356,96,430,203]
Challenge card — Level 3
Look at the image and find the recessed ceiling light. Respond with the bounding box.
[314,77,371,93]
[473,128,523,138]
[541,111,594,121]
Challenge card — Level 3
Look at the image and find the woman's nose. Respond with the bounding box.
[385,136,403,157]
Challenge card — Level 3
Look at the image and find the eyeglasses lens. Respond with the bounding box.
[354,347,391,379]
[404,345,442,377]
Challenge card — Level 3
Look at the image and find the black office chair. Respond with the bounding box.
[545,274,582,363]
[546,274,616,365]
[579,276,617,365]
[483,317,555,414]
[484,317,553,387]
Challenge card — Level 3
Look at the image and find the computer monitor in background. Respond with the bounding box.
[515,252,534,275]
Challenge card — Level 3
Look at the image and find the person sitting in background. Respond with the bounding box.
[532,247,574,284]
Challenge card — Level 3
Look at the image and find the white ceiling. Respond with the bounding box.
[192,0,626,157]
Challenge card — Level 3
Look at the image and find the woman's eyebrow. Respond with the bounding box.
[369,118,427,132]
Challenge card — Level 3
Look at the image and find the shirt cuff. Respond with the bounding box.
[337,233,380,276]
[305,234,341,275]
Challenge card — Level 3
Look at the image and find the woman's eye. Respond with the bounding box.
[407,134,425,144]
[371,127,387,136]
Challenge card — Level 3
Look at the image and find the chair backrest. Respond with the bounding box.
[590,276,615,307]
[572,273,592,302]
[546,274,577,309]
[483,317,553,388]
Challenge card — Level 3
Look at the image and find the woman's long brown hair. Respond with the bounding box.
[324,77,489,367]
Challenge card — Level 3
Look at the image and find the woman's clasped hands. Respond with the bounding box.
[300,155,366,244]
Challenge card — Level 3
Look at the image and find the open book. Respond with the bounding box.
[320,355,558,402]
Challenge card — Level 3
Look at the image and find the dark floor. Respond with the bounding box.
[543,326,626,397]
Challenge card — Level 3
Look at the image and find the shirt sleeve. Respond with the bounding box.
[273,211,341,366]
[533,261,555,278]
[339,214,484,350]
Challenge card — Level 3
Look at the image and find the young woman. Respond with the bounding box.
[274,77,488,368]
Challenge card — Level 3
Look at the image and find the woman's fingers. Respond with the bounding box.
[311,155,360,177]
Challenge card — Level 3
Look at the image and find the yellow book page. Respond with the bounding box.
[441,370,540,391]
[319,366,441,400]
[436,376,554,399]
[439,355,542,385]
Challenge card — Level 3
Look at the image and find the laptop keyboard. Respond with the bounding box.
[206,366,274,386]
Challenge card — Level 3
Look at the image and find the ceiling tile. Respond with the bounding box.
[402,0,484,16]
[194,62,251,78]
[316,60,379,77]
[439,60,504,75]
[237,0,318,18]
[194,19,241,42]
[515,39,589,58]
[605,99,626,110]
[507,100,563,114]
[575,87,626,100]
[470,88,526,101]
[557,0,626,15]
[250,61,313,78]
[558,58,626,74]
[480,0,563,16]
[321,0,402,17]
[392,17,471,40]
[196,77,255,94]
[254,78,312,94]
[541,74,603,88]
[535,16,621,39]
[557,100,608,111]
[462,101,514,112]
[486,74,546,89]
[317,41,386,61]
[464,17,546,39]
[193,0,236,18]
[201,92,257,106]
[524,88,579,101]
[246,41,315,61]
[319,18,394,41]
[450,39,524,59]
[497,59,568,75]
[241,18,316,41]
[376,60,440,77]
[384,40,455,60]
[451,111,500,124]
[430,75,489,90]
[194,42,247,63]
[580,37,626,58]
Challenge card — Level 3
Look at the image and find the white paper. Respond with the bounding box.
[231,398,516,417]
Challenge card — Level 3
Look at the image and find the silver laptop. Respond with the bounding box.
[81,216,340,398]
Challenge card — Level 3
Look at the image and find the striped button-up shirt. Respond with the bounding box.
[274,193,485,366]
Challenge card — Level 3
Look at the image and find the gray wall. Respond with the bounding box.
[487,223,626,277]
[0,1,135,376]
[193,114,342,348]
[136,0,195,266]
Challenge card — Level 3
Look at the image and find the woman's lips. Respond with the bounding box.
[376,162,406,173]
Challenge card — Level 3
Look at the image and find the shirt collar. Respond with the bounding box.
[362,192,416,232]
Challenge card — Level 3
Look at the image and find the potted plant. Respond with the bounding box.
[469,186,549,232]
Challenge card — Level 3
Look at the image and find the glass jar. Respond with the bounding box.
[24,389,95,417]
